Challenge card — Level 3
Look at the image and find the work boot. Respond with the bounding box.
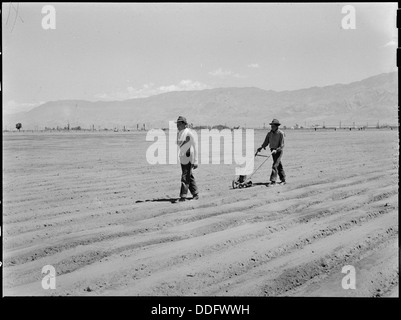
[179,197,186,202]
[192,194,199,200]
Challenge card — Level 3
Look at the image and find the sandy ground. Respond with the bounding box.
[2,129,399,297]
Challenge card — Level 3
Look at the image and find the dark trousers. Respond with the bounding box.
[270,149,286,182]
[180,163,198,198]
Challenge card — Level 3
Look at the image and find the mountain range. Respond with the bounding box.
[3,72,398,130]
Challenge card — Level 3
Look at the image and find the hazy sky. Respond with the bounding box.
[2,2,398,114]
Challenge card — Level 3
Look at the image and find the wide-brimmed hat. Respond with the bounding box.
[269,119,281,126]
[175,116,187,124]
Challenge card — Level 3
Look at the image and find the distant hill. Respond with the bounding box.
[3,72,398,130]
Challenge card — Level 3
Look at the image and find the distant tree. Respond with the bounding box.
[212,124,230,130]
[16,123,22,131]
[193,125,209,130]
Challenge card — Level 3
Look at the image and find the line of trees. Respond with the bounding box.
[6,121,397,132]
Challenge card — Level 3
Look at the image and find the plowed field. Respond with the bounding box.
[2,129,398,297]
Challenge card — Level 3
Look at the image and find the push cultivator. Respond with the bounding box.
[232,151,272,189]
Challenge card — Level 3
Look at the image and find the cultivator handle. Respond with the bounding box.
[255,150,272,158]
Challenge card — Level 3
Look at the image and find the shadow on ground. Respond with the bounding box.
[135,197,198,204]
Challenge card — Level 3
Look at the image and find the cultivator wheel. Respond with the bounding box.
[232,179,237,189]
[232,179,253,189]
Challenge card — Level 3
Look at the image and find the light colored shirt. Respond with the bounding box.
[261,129,285,151]
[177,127,198,164]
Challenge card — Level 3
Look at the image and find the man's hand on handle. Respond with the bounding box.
[192,163,198,170]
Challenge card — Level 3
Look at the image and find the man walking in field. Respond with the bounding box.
[176,116,199,202]
[257,119,286,186]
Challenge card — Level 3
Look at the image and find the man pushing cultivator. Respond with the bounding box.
[257,118,286,186]
[232,118,286,189]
